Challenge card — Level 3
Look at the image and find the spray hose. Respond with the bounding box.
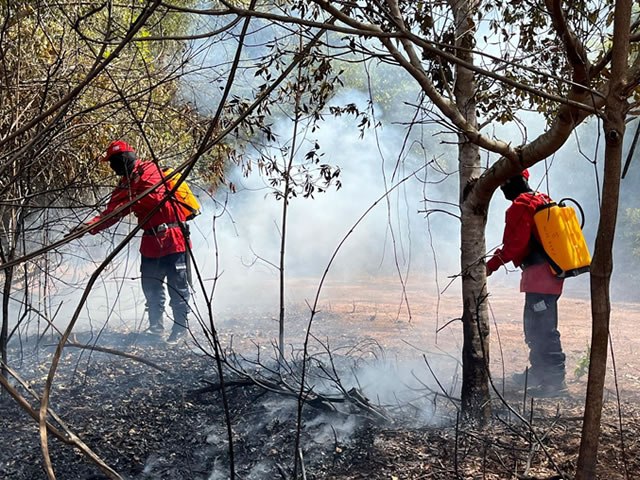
[558,197,586,229]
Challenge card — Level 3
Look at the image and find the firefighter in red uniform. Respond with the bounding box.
[74,140,190,344]
[486,170,567,397]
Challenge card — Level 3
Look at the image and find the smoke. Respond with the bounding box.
[10,75,635,357]
[198,89,462,318]
[7,19,638,431]
[198,355,456,479]
[347,356,458,423]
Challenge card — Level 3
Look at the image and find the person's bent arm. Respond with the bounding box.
[486,202,533,274]
[87,184,133,234]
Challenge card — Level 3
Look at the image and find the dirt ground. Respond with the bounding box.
[1,277,639,479]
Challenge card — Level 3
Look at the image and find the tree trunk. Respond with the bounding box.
[451,0,491,423]
[575,1,631,478]
[0,203,22,389]
[460,203,491,423]
[1,265,13,386]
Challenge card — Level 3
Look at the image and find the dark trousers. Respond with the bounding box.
[523,293,566,386]
[140,252,190,332]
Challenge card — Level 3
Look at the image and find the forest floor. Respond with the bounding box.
[1,280,640,480]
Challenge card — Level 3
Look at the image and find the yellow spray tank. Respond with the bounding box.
[533,198,591,278]
[163,167,201,221]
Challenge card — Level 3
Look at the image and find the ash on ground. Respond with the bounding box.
[1,327,639,480]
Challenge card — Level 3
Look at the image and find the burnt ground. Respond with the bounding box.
[2,283,640,480]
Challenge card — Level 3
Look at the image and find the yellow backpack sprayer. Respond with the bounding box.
[533,198,591,278]
[162,167,201,221]
[162,167,201,287]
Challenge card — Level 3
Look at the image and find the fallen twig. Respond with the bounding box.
[61,341,169,372]
[0,361,122,479]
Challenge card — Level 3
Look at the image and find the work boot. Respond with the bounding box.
[510,369,542,388]
[166,328,186,345]
[145,324,164,335]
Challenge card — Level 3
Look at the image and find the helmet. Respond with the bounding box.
[103,140,135,161]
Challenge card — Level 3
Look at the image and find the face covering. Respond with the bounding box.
[500,175,532,201]
[109,152,137,177]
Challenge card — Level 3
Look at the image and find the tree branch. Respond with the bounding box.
[545,0,591,87]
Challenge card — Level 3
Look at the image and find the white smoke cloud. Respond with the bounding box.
[196,89,462,319]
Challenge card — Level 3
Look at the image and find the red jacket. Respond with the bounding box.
[487,192,563,294]
[88,160,188,258]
